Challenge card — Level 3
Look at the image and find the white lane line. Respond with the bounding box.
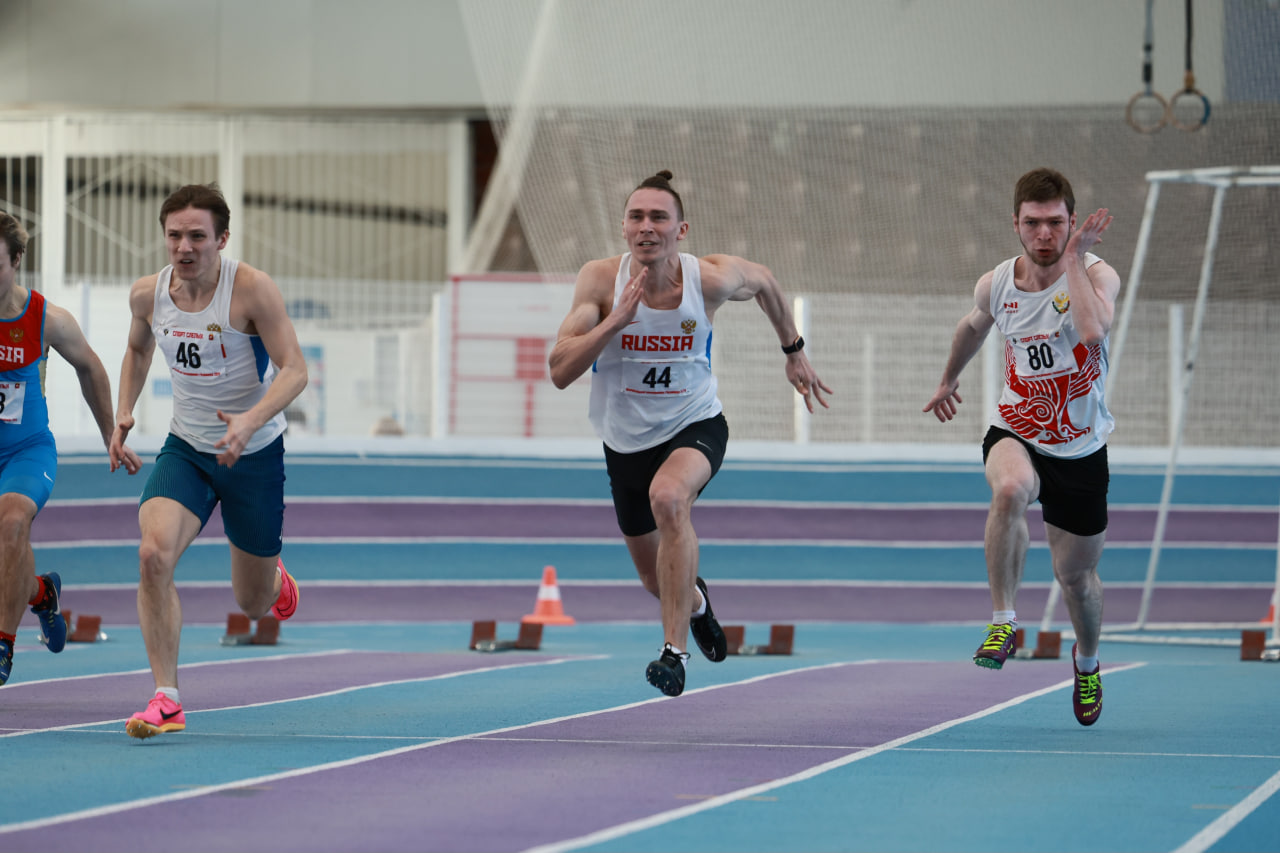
[1172,766,1280,853]
[521,662,1148,853]
[0,659,858,833]
[0,652,604,739]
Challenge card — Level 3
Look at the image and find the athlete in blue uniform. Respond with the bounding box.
[0,212,134,686]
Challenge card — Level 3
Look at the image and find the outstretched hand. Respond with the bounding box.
[923,381,963,422]
[785,355,833,413]
[108,415,143,474]
[1068,208,1113,257]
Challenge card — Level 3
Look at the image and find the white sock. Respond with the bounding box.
[664,643,687,658]
[993,610,1017,625]
[156,686,180,704]
[1075,653,1099,673]
[691,591,707,618]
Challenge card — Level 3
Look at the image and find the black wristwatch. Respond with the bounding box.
[781,336,805,355]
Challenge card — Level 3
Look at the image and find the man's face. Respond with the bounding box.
[622,188,687,261]
[164,207,227,281]
[1015,199,1075,268]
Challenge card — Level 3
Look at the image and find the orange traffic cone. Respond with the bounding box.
[522,566,575,625]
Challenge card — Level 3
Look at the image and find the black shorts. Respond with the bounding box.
[982,426,1109,537]
[603,413,729,537]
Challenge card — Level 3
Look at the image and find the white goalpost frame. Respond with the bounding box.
[1040,166,1280,650]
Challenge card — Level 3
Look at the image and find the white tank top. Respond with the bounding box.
[152,256,287,454]
[588,252,723,452]
[988,252,1114,458]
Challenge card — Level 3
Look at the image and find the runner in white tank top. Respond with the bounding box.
[987,251,1114,459]
[152,255,287,455]
[588,251,722,453]
[924,168,1120,727]
[110,184,308,737]
[550,170,832,697]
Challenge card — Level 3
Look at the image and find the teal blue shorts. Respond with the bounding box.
[140,433,286,557]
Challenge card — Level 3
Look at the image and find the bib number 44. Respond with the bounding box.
[642,366,672,389]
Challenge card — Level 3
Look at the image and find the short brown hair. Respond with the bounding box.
[0,212,29,266]
[1014,168,1075,218]
[159,183,231,236]
[628,169,684,220]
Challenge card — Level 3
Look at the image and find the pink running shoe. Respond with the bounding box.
[126,692,186,739]
[270,558,300,621]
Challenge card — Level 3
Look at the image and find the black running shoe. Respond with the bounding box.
[645,645,688,697]
[690,577,727,662]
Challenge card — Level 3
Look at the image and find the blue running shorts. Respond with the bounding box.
[0,432,58,512]
[140,433,286,557]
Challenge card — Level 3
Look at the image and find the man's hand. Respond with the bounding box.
[785,354,833,413]
[108,415,143,474]
[1067,208,1113,258]
[213,410,257,467]
[923,382,963,423]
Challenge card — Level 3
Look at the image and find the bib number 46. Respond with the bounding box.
[176,341,202,369]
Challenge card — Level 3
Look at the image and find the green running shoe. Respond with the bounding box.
[973,622,1017,669]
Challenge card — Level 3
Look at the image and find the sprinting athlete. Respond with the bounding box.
[924,167,1119,727]
[110,183,307,737]
[550,169,832,697]
[0,211,135,686]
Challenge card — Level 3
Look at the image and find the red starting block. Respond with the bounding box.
[219,613,280,646]
[63,610,106,643]
[723,624,794,656]
[1014,628,1061,659]
[1241,630,1267,661]
[470,620,543,652]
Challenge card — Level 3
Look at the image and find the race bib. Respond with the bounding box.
[1010,329,1078,380]
[162,327,226,379]
[621,356,695,397]
[0,380,27,424]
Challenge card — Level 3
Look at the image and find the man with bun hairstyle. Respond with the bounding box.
[550,170,832,696]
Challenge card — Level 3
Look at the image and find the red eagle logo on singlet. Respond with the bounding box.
[999,341,1102,445]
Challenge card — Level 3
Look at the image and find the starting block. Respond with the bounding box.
[1241,630,1268,661]
[723,624,794,656]
[219,613,280,646]
[1013,628,1061,659]
[63,610,107,643]
[470,620,543,652]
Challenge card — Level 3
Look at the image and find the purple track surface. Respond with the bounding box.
[32,501,1280,543]
[5,658,1073,853]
